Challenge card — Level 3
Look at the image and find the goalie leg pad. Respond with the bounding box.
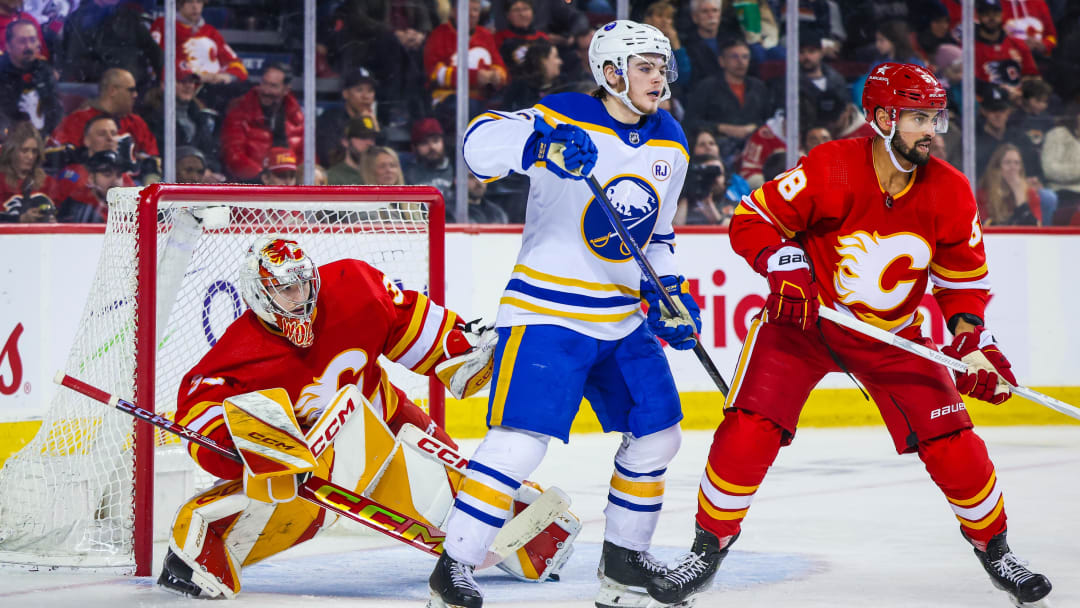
[223,388,317,503]
[495,483,581,583]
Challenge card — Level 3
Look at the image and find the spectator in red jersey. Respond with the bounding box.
[424,0,507,120]
[150,0,248,113]
[56,148,126,223]
[150,0,247,87]
[58,0,162,88]
[975,0,1041,100]
[0,0,48,59]
[0,19,62,135]
[0,121,57,223]
[495,0,549,71]
[51,68,161,183]
[220,63,304,182]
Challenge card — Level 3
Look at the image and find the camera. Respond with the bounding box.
[684,163,724,201]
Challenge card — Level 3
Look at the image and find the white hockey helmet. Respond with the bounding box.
[589,20,676,116]
[239,237,321,348]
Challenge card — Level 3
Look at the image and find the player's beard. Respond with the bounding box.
[891,134,932,167]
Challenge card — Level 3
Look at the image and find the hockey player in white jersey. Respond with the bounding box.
[427,20,700,608]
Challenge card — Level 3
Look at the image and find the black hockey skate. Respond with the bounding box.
[595,541,671,608]
[157,549,204,598]
[971,532,1052,606]
[646,525,737,605]
[428,552,483,608]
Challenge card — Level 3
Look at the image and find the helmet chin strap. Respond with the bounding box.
[602,54,671,118]
[871,109,914,174]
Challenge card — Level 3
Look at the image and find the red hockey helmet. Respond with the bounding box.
[862,62,948,133]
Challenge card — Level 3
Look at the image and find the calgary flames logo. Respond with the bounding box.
[833,231,931,312]
[261,239,305,266]
[295,349,370,419]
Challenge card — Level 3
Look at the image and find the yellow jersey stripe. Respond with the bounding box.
[610,474,666,498]
[704,461,760,495]
[752,188,796,238]
[500,296,639,323]
[698,490,749,520]
[490,326,525,426]
[460,478,514,511]
[948,471,997,507]
[513,264,639,295]
[956,495,1005,530]
[534,104,689,161]
[386,294,430,360]
[930,261,989,280]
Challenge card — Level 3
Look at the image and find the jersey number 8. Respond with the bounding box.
[776,166,808,202]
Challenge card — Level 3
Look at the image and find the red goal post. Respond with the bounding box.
[0,184,445,576]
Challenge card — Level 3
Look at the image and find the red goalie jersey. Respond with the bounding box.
[731,137,990,339]
[176,259,458,479]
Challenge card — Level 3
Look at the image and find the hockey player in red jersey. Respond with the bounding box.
[156,237,574,598]
[649,63,1053,607]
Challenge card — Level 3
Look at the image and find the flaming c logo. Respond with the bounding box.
[261,239,305,265]
[1,323,24,396]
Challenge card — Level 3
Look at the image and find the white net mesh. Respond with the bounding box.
[0,186,439,570]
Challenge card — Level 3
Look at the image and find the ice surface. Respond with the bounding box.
[1,426,1076,607]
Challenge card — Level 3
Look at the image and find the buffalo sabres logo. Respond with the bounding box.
[581,175,660,262]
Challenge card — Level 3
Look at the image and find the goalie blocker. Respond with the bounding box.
[161,385,578,599]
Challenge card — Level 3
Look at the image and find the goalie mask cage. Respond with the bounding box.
[0,184,445,575]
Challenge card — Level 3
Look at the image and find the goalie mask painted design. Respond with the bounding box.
[589,20,676,116]
[240,237,321,347]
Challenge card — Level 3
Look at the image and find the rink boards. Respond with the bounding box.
[1,227,1078,462]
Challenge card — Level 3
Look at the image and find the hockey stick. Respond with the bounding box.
[584,174,730,395]
[396,423,573,568]
[55,373,572,564]
[55,372,448,557]
[817,307,1080,421]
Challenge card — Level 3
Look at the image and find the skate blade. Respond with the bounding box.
[426,589,476,608]
[1011,596,1052,608]
[594,578,696,608]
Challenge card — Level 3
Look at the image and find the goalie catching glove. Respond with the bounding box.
[523,117,598,180]
[942,325,1016,404]
[436,319,498,399]
[640,275,701,350]
[754,242,819,331]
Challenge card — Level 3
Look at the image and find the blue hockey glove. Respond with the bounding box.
[523,118,598,180]
[641,275,701,350]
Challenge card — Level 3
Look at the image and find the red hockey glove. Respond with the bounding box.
[941,326,1016,404]
[754,242,818,330]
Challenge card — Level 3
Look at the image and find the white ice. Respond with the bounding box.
[1,426,1077,607]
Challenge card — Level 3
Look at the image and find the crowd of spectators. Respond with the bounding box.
[0,0,1078,226]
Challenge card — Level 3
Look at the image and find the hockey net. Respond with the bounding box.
[0,184,445,573]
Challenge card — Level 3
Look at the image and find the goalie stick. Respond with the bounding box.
[817,307,1080,421]
[584,173,730,395]
[54,373,568,562]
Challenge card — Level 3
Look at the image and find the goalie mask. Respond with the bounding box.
[239,237,321,347]
[589,20,677,116]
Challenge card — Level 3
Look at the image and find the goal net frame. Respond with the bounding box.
[0,184,445,576]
